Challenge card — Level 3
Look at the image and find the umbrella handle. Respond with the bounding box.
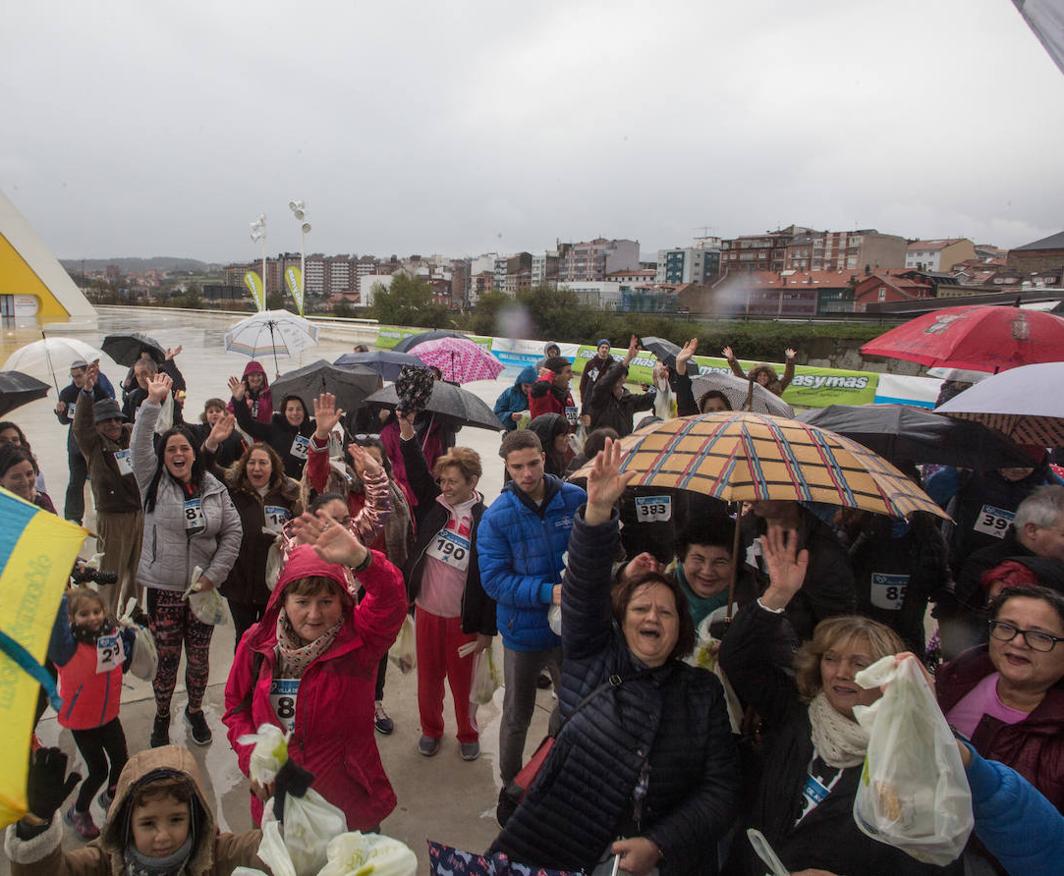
[40,330,61,395]
[726,501,744,621]
[269,322,281,378]
[744,376,755,413]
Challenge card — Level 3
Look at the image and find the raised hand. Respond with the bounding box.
[397,408,417,441]
[313,392,343,439]
[294,509,369,567]
[785,347,797,360]
[624,334,640,363]
[146,372,173,404]
[722,345,735,361]
[621,551,661,582]
[83,362,99,391]
[227,375,246,401]
[26,747,81,822]
[585,437,636,525]
[205,412,236,451]
[348,442,383,480]
[676,338,698,365]
[759,526,809,610]
[166,345,183,360]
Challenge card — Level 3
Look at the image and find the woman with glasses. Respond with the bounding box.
[938,585,1064,815]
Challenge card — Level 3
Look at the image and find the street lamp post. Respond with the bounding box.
[288,200,311,311]
[249,214,267,304]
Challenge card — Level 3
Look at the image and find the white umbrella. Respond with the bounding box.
[223,310,320,375]
[3,337,107,391]
[936,362,1064,446]
[690,371,795,417]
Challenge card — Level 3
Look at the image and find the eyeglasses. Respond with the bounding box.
[988,620,1064,653]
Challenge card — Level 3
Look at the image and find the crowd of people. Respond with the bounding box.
[1,334,1062,876]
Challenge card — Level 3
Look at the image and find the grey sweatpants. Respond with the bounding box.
[499,645,562,784]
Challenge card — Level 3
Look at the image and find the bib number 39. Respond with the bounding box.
[973,504,1014,539]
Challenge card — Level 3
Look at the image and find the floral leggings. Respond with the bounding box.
[147,588,214,715]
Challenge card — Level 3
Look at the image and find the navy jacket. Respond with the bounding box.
[491,509,740,874]
[476,474,585,651]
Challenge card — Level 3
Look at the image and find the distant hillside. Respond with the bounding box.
[60,257,221,273]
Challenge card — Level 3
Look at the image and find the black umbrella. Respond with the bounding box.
[798,404,1032,471]
[392,329,465,353]
[364,382,503,431]
[0,370,51,417]
[333,350,427,381]
[638,336,698,375]
[102,332,166,366]
[272,360,380,416]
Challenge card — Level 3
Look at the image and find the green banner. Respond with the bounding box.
[375,325,493,352]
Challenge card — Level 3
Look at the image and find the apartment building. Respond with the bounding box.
[720,225,815,273]
[558,238,640,282]
[905,239,977,271]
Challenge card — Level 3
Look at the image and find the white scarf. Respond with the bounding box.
[808,691,869,768]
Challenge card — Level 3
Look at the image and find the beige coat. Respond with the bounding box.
[4,746,266,876]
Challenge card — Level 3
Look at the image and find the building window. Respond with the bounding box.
[878,288,887,302]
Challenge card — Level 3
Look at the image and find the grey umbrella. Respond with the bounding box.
[691,371,794,416]
[271,360,380,416]
[364,382,503,431]
[0,370,50,417]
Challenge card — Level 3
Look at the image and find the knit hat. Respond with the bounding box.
[69,358,89,371]
[93,398,126,423]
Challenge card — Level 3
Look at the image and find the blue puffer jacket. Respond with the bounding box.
[477,474,586,651]
[493,366,538,431]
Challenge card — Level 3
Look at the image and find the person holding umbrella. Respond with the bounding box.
[54,358,113,524]
[228,376,315,479]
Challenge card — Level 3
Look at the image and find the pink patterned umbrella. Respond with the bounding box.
[410,336,504,383]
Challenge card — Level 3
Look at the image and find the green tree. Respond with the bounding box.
[266,290,285,310]
[369,274,449,327]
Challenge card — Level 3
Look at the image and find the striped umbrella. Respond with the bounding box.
[573,411,947,521]
[936,362,1064,446]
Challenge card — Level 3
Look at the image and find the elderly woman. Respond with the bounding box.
[490,440,739,876]
[938,585,1064,812]
[223,511,406,832]
[719,527,950,875]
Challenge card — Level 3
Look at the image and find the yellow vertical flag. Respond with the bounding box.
[0,488,87,826]
[285,266,305,316]
[244,271,266,312]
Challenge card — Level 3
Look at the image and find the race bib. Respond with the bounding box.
[263,505,290,534]
[745,538,764,571]
[183,498,206,535]
[113,448,134,476]
[270,678,299,733]
[586,367,600,382]
[425,528,471,572]
[634,495,672,523]
[96,634,124,674]
[973,504,1014,539]
[290,434,311,460]
[870,572,909,611]
[564,405,579,426]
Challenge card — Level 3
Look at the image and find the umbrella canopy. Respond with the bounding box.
[409,336,504,383]
[364,382,503,432]
[0,371,51,417]
[101,332,166,366]
[860,305,1064,372]
[639,336,698,374]
[935,362,1064,445]
[271,360,379,416]
[799,404,1031,471]
[572,412,947,520]
[333,350,426,381]
[3,338,106,386]
[691,372,794,417]
[392,329,466,353]
[224,310,320,373]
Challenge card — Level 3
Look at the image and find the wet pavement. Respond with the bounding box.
[0,307,552,871]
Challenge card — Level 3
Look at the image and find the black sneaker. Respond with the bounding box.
[536,672,552,690]
[150,713,170,748]
[184,707,212,746]
[374,701,394,735]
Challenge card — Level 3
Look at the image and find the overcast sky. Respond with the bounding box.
[3,0,1063,263]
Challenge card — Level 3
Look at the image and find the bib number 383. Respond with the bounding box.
[635,495,672,523]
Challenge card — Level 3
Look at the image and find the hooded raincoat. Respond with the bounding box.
[227,360,274,424]
[494,366,537,431]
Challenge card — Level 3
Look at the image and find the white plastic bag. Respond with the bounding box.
[238,723,289,786]
[388,614,416,674]
[547,603,562,636]
[686,610,742,734]
[118,597,158,681]
[183,565,230,626]
[260,787,348,876]
[746,828,789,876]
[469,647,500,705]
[852,655,973,865]
[318,831,418,876]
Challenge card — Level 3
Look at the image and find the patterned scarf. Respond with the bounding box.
[72,619,117,645]
[123,835,193,876]
[275,611,342,678]
[808,691,869,768]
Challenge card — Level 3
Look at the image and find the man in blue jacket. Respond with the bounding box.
[477,429,586,818]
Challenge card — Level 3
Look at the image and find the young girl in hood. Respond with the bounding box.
[226,360,273,424]
[5,745,265,875]
[49,588,136,840]
[223,509,407,832]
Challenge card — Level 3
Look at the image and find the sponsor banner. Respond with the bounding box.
[375,325,492,352]
[874,373,942,409]
[493,337,579,369]
[285,266,304,316]
[243,271,266,312]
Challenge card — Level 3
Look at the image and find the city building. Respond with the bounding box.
[719,225,816,273]
[655,238,721,284]
[450,259,471,307]
[710,269,855,317]
[531,251,560,287]
[1007,230,1064,274]
[559,281,622,310]
[904,239,977,271]
[607,268,657,285]
[785,229,907,273]
[304,254,327,295]
[360,274,394,308]
[852,272,934,312]
[493,256,508,294]
[558,238,640,282]
[620,286,679,313]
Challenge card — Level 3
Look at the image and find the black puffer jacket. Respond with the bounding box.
[719,604,954,875]
[231,393,315,479]
[490,509,739,874]
[587,360,656,437]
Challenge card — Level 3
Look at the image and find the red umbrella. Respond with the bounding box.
[860,305,1064,372]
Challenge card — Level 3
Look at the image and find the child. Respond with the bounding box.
[4,745,264,874]
[49,588,136,839]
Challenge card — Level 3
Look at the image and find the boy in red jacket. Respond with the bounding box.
[529,356,577,427]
